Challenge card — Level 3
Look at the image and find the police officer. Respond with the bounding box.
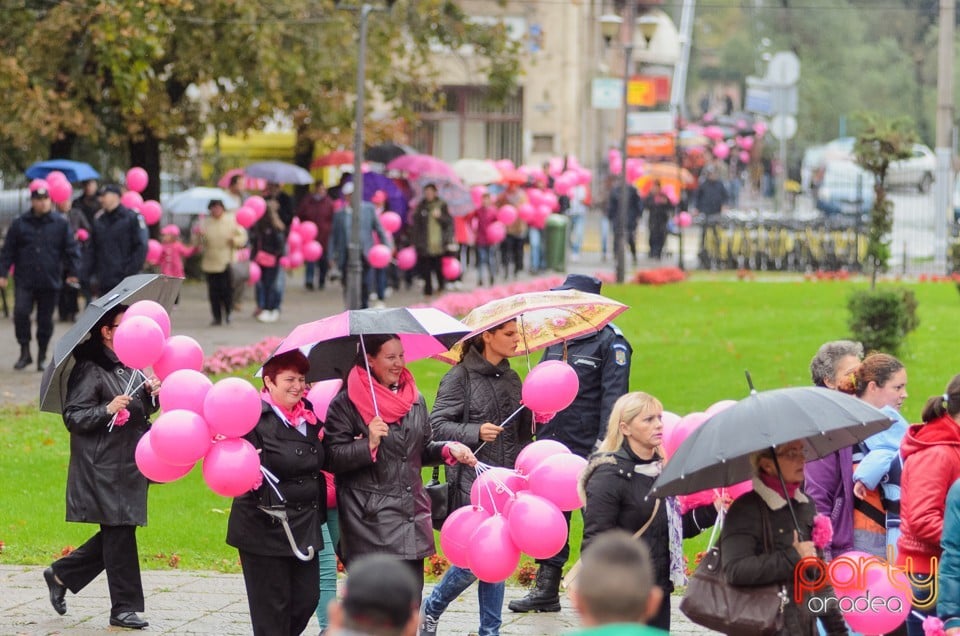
[0,185,81,371]
[85,184,148,296]
[508,273,632,613]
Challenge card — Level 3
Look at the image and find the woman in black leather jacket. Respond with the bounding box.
[44,304,160,630]
[323,333,476,595]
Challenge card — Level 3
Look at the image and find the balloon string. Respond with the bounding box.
[473,461,516,515]
[260,466,285,503]
[107,370,143,432]
[473,405,526,455]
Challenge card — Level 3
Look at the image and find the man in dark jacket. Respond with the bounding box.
[509,273,632,614]
[85,184,148,295]
[0,186,81,371]
[692,165,728,267]
[296,182,334,290]
[607,183,643,265]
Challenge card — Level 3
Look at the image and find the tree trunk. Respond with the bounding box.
[129,130,161,239]
[49,134,76,160]
[292,126,315,207]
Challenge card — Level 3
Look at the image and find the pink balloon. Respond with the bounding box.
[159,369,213,414]
[660,411,681,451]
[247,262,262,285]
[202,438,261,498]
[608,149,623,173]
[298,220,318,242]
[379,211,402,234]
[467,515,522,583]
[151,409,212,466]
[291,217,301,232]
[738,136,755,151]
[531,205,551,230]
[471,186,486,208]
[470,467,525,513]
[485,221,506,245]
[76,228,89,242]
[287,231,303,250]
[739,151,751,164]
[677,211,693,228]
[495,159,516,173]
[840,566,911,634]
[725,480,753,501]
[828,550,884,596]
[29,178,49,193]
[203,377,262,438]
[279,256,293,269]
[626,159,644,182]
[713,142,730,160]
[135,431,194,483]
[516,203,534,223]
[367,244,392,269]
[441,256,461,281]
[705,399,737,418]
[662,184,679,206]
[152,335,204,381]
[146,239,162,265]
[126,167,149,193]
[440,505,493,568]
[396,246,417,271]
[45,171,68,186]
[302,240,323,261]
[521,361,579,413]
[515,439,572,476]
[526,189,544,207]
[528,453,588,511]
[124,300,171,339]
[140,200,162,225]
[288,251,304,268]
[113,315,165,369]
[507,491,568,559]
[244,196,266,218]
[553,176,572,197]
[48,180,73,205]
[121,190,144,211]
[235,206,256,228]
[497,205,517,225]
[663,411,707,458]
[306,379,343,421]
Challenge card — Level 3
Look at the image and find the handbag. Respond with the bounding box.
[561,498,661,591]
[254,250,277,268]
[679,504,789,636]
[427,375,471,531]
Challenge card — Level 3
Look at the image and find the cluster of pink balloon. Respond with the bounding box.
[661,400,752,512]
[440,440,587,583]
[121,168,163,226]
[31,172,73,206]
[279,217,324,272]
[821,551,912,633]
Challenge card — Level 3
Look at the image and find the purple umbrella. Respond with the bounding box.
[409,175,474,218]
[340,172,409,220]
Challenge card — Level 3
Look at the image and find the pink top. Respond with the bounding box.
[159,242,197,278]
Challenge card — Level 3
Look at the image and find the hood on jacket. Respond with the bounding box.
[461,346,511,377]
[901,414,960,460]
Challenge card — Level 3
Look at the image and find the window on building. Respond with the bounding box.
[532,134,554,154]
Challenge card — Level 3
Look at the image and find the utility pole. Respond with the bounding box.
[346,3,373,310]
[934,0,955,273]
[614,1,636,284]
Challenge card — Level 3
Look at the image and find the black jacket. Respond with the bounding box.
[606,185,643,232]
[227,401,326,557]
[409,199,453,256]
[536,325,632,457]
[323,390,447,563]
[87,205,148,292]
[430,348,533,508]
[0,210,80,289]
[63,343,157,526]
[694,179,728,216]
[580,443,717,593]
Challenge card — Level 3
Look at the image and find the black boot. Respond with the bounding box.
[507,564,562,613]
[13,344,32,371]
[37,342,48,372]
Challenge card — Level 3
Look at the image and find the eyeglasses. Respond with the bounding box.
[776,448,807,461]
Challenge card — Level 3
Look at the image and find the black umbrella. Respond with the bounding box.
[365,142,417,165]
[39,274,182,413]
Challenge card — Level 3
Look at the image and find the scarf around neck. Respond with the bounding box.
[347,365,418,424]
[261,388,317,427]
[759,470,800,500]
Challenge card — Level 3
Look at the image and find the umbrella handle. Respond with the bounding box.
[279,516,315,562]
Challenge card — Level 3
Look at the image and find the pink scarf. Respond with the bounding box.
[346,365,418,424]
[759,470,800,500]
[261,388,317,427]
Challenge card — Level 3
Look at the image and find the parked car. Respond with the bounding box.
[887,143,935,193]
[815,160,875,217]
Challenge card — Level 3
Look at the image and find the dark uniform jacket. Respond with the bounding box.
[430,348,533,509]
[0,210,80,289]
[87,205,148,293]
[721,477,849,636]
[323,390,446,564]
[580,443,717,594]
[409,199,453,256]
[537,325,632,457]
[63,343,157,526]
[227,401,326,557]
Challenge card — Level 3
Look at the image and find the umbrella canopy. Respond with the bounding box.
[650,387,893,498]
[165,187,240,215]
[453,159,502,186]
[311,150,355,170]
[642,162,695,186]
[409,175,474,218]
[366,143,417,165]
[271,307,471,383]
[387,154,459,182]
[435,290,629,363]
[245,161,314,185]
[39,274,183,413]
[217,168,266,192]
[339,172,409,220]
[26,159,100,183]
[498,168,529,186]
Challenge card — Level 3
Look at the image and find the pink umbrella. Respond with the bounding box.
[218,168,266,192]
[386,154,459,182]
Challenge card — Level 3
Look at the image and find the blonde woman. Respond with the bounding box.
[579,391,718,631]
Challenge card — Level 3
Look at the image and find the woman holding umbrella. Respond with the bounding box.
[227,349,326,636]
[721,440,849,635]
[420,319,532,635]
[43,304,161,630]
[322,333,477,596]
[580,391,719,631]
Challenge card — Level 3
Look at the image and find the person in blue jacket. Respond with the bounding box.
[940,478,960,634]
[508,273,632,614]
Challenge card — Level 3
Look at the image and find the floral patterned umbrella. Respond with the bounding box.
[434,290,628,364]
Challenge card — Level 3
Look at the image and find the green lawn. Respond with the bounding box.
[3,276,958,578]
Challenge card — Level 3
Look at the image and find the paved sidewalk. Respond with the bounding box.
[1,565,717,635]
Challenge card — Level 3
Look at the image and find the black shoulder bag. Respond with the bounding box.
[427,373,471,531]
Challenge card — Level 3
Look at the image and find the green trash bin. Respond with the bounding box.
[544,213,569,272]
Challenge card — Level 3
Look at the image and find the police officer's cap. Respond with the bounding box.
[552,273,602,294]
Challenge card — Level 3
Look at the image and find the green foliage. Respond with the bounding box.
[847,288,919,355]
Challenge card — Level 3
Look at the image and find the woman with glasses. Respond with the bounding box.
[42,305,161,630]
[721,441,849,635]
[580,391,719,632]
